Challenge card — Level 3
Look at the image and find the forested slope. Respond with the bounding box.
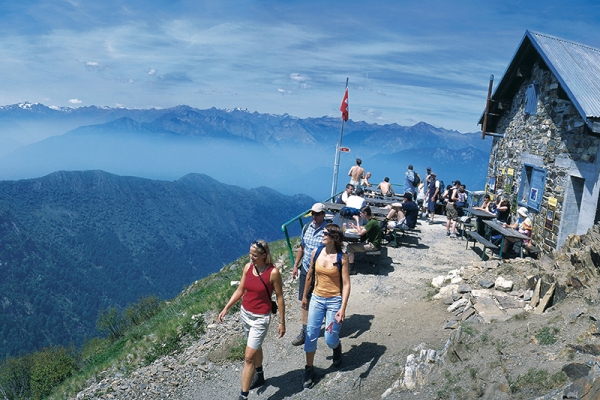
[0,170,312,357]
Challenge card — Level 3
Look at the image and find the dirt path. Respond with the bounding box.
[179,218,483,399]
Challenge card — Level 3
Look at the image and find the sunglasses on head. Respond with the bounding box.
[252,241,266,252]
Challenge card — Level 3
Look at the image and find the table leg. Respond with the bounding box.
[499,236,505,258]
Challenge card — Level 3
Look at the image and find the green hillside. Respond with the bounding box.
[0,171,312,357]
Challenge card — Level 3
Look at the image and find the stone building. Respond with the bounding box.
[479,30,600,253]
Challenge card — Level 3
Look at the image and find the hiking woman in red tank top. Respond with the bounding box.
[218,240,285,400]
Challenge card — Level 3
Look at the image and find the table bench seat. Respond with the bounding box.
[466,231,498,260]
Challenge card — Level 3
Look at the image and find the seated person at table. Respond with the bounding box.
[496,196,511,223]
[336,183,355,204]
[473,193,495,235]
[502,207,532,254]
[345,187,366,210]
[473,194,494,213]
[385,192,419,230]
[347,206,381,271]
[361,172,373,187]
[377,177,395,197]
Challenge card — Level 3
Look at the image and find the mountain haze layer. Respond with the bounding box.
[0,103,491,199]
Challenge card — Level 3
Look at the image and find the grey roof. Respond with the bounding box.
[479,30,600,131]
[530,31,600,119]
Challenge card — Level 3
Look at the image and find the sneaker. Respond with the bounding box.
[250,370,265,389]
[446,230,450,236]
[291,329,305,346]
[303,365,315,389]
[428,220,434,225]
[449,233,457,239]
[332,343,342,367]
[349,266,357,275]
[238,395,248,400]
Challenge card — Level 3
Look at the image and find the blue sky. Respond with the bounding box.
[1,0,600,133]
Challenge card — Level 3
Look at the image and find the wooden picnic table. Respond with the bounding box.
[483,219,530,258]
[322,202,389,217]
[466,207,496,236]
[466,208,496,219]
[365,197,399,206]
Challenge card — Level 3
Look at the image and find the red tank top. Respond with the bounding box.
[241,264,275,314]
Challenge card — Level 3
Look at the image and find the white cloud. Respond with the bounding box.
[290,73,310,82]
[148,68,157,75]
[68,98,82,104]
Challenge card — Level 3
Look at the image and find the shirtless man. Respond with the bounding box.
[377,177,395,197]
[348,158,364,187]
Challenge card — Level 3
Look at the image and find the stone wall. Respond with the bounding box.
[488,62,600,253]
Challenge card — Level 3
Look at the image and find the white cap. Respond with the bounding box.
[311,203,325,213]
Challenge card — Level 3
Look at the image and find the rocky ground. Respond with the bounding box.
[73,218,600,400]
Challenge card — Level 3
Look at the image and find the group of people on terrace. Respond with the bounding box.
[218,159,534,399]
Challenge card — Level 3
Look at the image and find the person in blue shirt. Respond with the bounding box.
[291,203,327,346]
[404,165,416,198]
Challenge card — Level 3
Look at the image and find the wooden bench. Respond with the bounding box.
[455,218,475,239]
[365,250,382,267]
[466,231,499,260]
[390,227,419,248]
[521,245,542,259]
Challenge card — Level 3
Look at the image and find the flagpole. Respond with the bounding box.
[331,78,349,199]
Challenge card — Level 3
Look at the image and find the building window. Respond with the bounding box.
[518,164,546,212]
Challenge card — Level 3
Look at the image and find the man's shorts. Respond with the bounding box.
[298,269,312,301]
[390,218,410,231]
[427,199,436,212]
[347,242,378,253]
[446,203,458,221]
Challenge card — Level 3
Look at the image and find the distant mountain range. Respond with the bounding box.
[0,103,491,199]
[0,170,312,357]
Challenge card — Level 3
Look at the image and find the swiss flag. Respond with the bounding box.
[340,87,349,122]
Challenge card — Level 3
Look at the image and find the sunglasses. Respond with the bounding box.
[252,241,266,252]
[323,231,330,236]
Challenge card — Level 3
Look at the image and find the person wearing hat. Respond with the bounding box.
[386,192,419,230]
[502,206,533,255]
[291,203,327,346]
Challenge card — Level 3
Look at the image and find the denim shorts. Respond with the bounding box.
[304,294,342,353]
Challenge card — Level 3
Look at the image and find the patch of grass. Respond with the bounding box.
[424,288,437,301]
[227,338,247,361]
[443,370,459,385]
[461,323,478,336]
[481,333,488,343]
[469,366,478,380]
[512,311,528,320]
[536,326,559,345]
[509,368,567,393]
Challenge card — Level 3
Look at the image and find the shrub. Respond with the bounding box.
[0,354,33,399]
[30,346,76,400]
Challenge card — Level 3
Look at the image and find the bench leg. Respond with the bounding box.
[481,246,487,261]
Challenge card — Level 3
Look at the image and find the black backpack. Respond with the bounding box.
[413,172,421,187]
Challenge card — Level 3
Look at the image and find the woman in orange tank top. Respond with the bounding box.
[301,224,351,389]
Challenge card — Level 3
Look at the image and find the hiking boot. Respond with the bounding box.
[332,343,342,367]
[303,365,315,389]
[250,370,265,389]
[291,329,305,346]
